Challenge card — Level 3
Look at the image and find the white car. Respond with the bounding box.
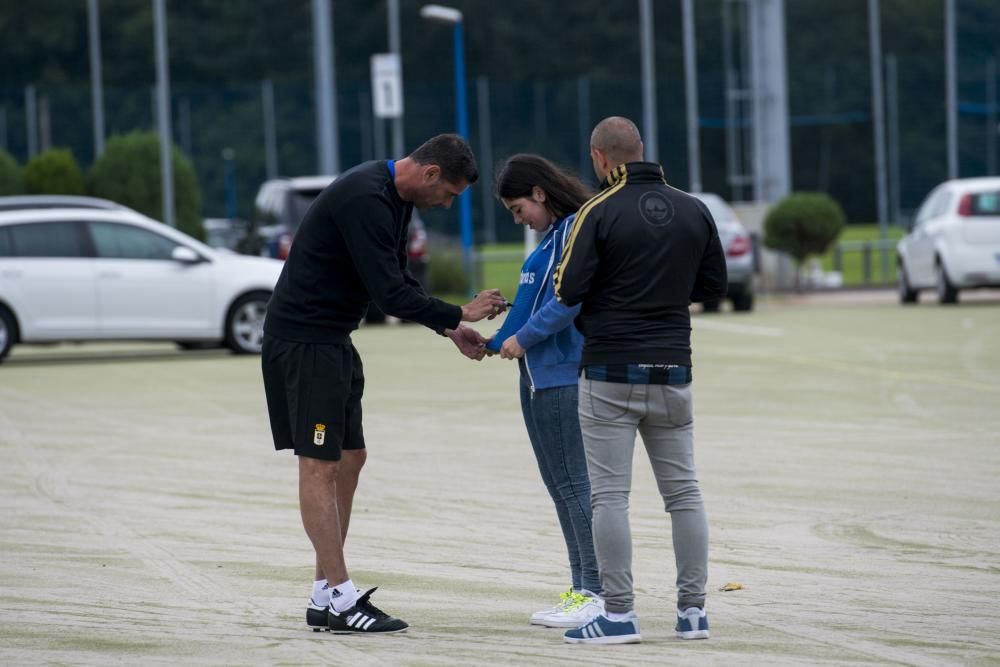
[897,177,1000,304]
[0,207,284,361]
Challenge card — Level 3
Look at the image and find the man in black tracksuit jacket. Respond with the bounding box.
[555,117,726,645]
[262,134,506,634]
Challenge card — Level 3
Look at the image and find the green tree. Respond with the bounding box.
[763,192,846,266]
[23,148,85,195]
[88,132,203,240]
[0,149,22,195]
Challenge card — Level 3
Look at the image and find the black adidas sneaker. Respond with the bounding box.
[307,599,329,632]
[326,587,408,634]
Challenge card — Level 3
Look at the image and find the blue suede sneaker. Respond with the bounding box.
[675,606,710,639]
[564,613,641,644]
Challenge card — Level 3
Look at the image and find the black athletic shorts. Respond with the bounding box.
[261,334,365,461]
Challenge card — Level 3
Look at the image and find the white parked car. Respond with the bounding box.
[897,177,1000,304]
[0,207,284,361]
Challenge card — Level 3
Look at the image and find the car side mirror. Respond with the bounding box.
[171,246,203,264]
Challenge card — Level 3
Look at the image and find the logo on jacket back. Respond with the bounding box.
[639,192,674,226]
[520,272,535,285]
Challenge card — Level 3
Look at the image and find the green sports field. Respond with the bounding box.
[1,291,998,665]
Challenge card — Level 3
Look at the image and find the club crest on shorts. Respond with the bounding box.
[313,423,326,446]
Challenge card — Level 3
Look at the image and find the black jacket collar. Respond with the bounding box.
[600,161,667,190]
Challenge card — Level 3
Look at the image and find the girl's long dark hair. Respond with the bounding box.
[494,154,593,220]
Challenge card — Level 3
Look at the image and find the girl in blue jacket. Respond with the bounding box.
[487,154,603,628]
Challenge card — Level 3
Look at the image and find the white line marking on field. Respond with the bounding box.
[692,317,785,337]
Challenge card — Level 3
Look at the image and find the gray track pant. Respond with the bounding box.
[578,378,709,613]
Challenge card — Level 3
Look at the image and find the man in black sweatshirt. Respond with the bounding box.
[262,134,506,634]
[555,117,726,645]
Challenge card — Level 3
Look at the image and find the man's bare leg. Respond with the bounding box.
[313,449,367,579]
[299,449,405,632]
[336,449,367,540]
[299,456,348,586]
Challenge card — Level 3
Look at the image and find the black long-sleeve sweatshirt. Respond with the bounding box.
[264,160,461,343]
[553,162,727,367]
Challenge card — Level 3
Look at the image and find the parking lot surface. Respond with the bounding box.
[2,293,999,665]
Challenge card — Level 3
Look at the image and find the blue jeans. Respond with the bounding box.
[519,376,600,593]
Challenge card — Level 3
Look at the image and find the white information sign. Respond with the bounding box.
[370,53,403,119]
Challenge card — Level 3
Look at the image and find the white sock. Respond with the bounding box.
[310,579,329,606]
[329,579,359,612]
[606,610,636,622]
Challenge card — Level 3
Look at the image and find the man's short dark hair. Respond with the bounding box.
[409,134,479,185]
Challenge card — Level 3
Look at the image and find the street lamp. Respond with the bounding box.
[420,4,473,293]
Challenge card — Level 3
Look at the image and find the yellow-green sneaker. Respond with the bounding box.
[530,589,575,625]
[532,590,604,628]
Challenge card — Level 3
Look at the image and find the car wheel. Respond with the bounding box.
[225,291,270,354]
[0,305,16,362]
[935,260,959,305]
[702,299,721,313]
[897,262,919,304]
[731,289,754,312]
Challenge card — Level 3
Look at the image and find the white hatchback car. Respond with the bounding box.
[0,207,284,361]
[897,177,1000,304]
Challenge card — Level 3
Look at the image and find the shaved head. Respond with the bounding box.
[590,116,644,166]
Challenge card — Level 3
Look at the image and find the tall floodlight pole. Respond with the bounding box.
[868,0,889,279]
[988,58,997,175]
[153,0,175,228]
[388,0,405,157]
[312,0,340,175]
[747,0,790,203]
[87,0,105,158]
[420,4,473,292]
[25,85,38,159]
[476,76,496,244]
[945,0,958,179]
[682,0,701,192]
[262,79,278,179]
[577,75,591,179]
[638,0,658,162]
[886,54,901,225]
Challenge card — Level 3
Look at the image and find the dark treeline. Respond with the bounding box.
[1,0,998,237]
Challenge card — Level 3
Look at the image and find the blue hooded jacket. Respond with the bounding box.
[486,215,582,390]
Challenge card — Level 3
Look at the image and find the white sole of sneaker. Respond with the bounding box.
[676,630,709,640]
[329,627,408,635]
[534,619,596,628]
[564,634,641,644]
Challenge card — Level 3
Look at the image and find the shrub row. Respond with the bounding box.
[0,132,203,240]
